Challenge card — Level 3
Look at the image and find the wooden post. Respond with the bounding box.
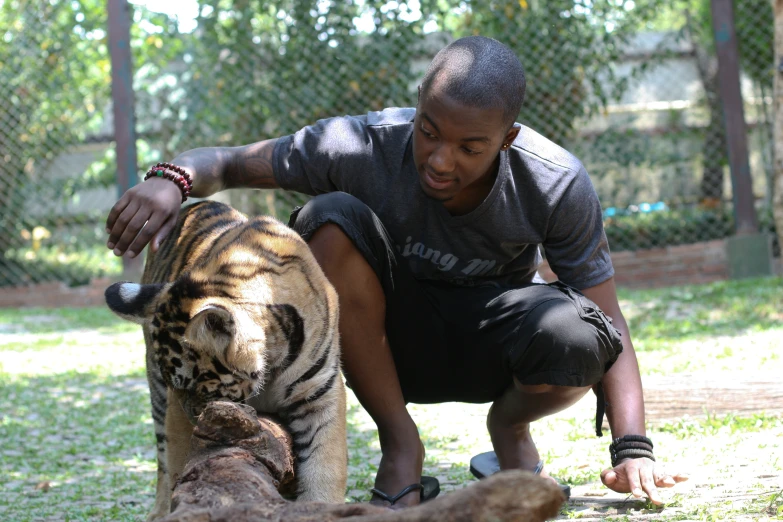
[711,0,759,235]
[775,0,783,254]
[108,0,143,278]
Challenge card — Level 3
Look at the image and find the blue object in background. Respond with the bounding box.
[603,201,668,219]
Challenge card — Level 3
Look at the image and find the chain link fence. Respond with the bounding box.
[1,0,119,288]
[1,0,778,288]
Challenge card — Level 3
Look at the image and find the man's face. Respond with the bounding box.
[412,85,516,208]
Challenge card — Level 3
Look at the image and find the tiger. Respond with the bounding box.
[104,200,347,521]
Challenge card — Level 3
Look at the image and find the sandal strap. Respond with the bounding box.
[371,483,424,505]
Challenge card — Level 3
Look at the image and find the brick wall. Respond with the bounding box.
[539,238,780,289]
[0,278,113,308]
[610,239,730,288]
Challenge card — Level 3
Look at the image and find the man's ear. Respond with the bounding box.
[417,84,422,102]
[105,282,165,324]
[504,123,522,148]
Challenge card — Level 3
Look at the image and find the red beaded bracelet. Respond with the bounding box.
[143,162,193,202]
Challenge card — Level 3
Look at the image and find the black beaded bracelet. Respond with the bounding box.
[610,435,655,467]
[611,434,654,448]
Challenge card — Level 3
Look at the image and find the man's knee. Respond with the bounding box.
[308,223,354,259]
[290,192,373,236]
[510,297,615,388]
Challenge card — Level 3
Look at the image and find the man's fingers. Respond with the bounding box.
[600,468,617,486]
[653,468,689,488]
[113,208,152,256]
[108,201,142,254]
[105,179,183,253]
[106,195,130,236]
[126,213,167,257]
[151,218,176,253]
[653,467,677,488]
[626,466,644,497]
[640,465,661,505]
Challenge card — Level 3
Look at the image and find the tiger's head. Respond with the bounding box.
[105,273,301,423]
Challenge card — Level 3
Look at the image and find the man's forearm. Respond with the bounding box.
[171,139,279,197]
[601,315,646,438]
[171,147,234,198]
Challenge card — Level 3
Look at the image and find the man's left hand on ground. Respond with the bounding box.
[600,457,689,505]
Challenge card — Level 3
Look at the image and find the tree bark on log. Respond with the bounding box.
[159,402,565,522]
[775,0,783,251]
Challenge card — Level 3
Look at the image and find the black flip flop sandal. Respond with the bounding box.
[370,475,440,506]
[469,451,571,499]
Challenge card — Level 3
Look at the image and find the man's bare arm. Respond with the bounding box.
[176,138,280,195]
[106,139,279,257]
[582,278,645,439]
[583,277,687,504]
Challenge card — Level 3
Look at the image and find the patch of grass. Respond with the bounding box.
[2,275,781,520]
[653,413,783,440]
[760,489,783,518]
[618,276,783,349]
[0,306,134,335]
[0,371,153,521]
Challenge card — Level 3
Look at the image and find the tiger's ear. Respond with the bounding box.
[184,305,235,355]
[104,282,165,324]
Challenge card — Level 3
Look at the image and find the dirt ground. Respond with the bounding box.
[394,392,783,522]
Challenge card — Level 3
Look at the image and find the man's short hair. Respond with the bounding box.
[420,36,526,129]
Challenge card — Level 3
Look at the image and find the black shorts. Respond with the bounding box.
[289,192,623,405]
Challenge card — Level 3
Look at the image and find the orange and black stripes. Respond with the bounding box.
[105,199,347,510]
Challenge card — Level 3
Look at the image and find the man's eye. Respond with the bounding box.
[420,127,436,139]
[462,147,481,155]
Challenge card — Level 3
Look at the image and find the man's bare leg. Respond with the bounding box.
[488,379,592,480]
[308,224,424,509]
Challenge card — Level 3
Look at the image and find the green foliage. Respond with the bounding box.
[0,0,112,255]
[1,242,121,288]
[605,206,779,252]
[140,0,437,160]
[606,207,732,251]
[451,0,660,145]
[735,0,774,88]
[0,0,182,287]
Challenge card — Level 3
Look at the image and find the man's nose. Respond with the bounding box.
[428,144,455,174]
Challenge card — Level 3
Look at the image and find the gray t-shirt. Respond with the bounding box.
[273,107,613,290]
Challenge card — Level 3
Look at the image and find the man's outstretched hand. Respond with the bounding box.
[106,178,183,258]
[601,457,688,505]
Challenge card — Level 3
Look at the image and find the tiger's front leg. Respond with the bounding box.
[145,340,173,522]
[151,388,193,519]
[287,381,348,503]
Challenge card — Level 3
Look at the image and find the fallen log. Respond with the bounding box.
[160,401,565,522]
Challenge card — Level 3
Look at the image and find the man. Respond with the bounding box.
[106,36,686,509]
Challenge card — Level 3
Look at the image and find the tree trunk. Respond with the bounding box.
[159,401,565,522]
[684,8,728,207]
[701,79,728,206]
[774,0,783,250]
